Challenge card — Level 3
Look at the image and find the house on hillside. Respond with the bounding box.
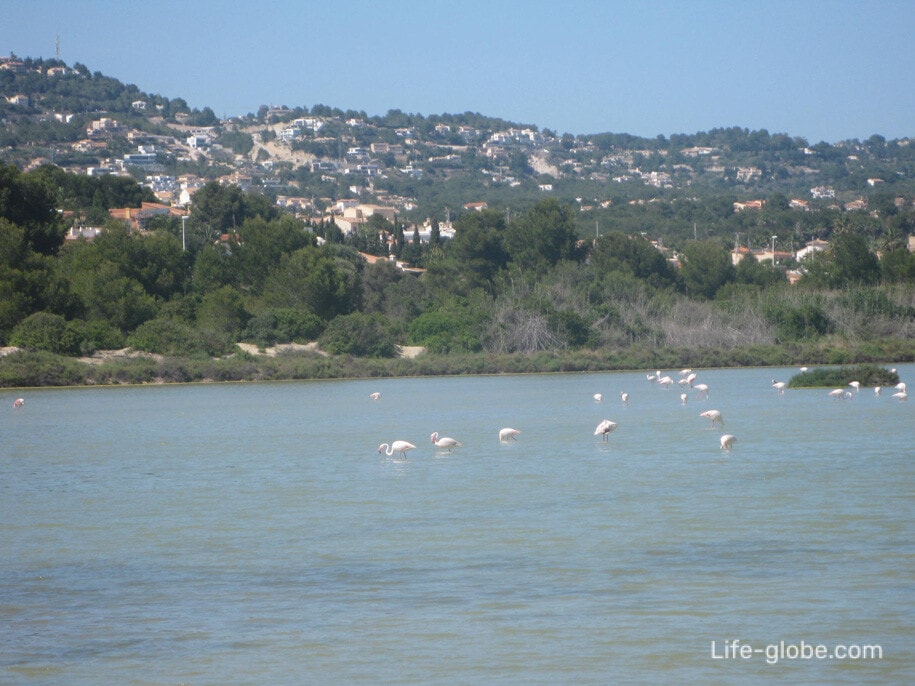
[108,202,187,232]
[733,199,765,212]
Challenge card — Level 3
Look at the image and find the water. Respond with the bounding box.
[1,365,913,685]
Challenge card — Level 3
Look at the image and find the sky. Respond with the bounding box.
[3,0,914,144]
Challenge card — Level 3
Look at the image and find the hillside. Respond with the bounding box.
[3,55,915,247]
[1,55,914,389]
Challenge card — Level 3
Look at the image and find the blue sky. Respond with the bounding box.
[4,0,913,143]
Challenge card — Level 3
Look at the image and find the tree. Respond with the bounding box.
[0,162,66,255]
[880,248,915,283]
[318,312,398,357]
[190,182,279,239]
[261,245,361,320]
[589,231,677,289]
[437,208,509,293]
[9,311,83,355]
[679,239,736,299]
[504,198,582,273]
[802,226,880,288]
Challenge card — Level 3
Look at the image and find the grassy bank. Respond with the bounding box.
[1,338,914,389]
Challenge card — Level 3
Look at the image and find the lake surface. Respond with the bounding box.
[1,365,913,685]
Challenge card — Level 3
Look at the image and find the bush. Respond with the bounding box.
[787,364,899,388]
[0,350,86,387]
[69,319,126,354]
[765,298,834,342]
[407,308,483,354]
[127,318,210,356]
[318,312,398,357]
[9,312,84,355]
[243,308,326,347]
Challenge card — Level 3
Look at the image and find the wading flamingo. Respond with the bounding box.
[771,380,786,394]
[430,432,462,452]
[720,434,737,451]
[378,440,416,459]
[593,393,602,403]
[594,419,617,441]
[369,392,381,400]
[499,428,521,442]
[13,397,24,408]
[699,409,723,427]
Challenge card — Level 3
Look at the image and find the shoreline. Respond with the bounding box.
[1,339,913,390]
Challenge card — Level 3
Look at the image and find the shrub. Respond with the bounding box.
[127,318,209,356]
[9,312,84,355]
[318,313,398,357]
[243,308,326,347]
[407,308,483,354]
[0,350,86,387]
[69,319,126,354]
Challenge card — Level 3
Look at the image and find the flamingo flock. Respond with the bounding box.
[369,365,909,459]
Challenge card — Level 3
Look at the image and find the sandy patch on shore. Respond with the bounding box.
[236,342,327,357]
[78,348,164,365]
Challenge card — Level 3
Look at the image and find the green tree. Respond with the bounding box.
[801,226,881,288]
[407,301,485,353]
[0,162,66,255]
[190,182,279,239]
[880,247,915,283]
[318,312,398,357]
[504,198,582,273]
[261,245,361,320]
[440,208,509,292]
[589,231,677,289]
[9,311,83,355]
[197,286,250,340]
[679,239,736,299]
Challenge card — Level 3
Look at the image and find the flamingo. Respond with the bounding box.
[895,382,907,393]
[13,397,24,408]
[699,409,723,427]
[593,393,602,403]
[369,392,381,400]
[694,383,709,399]
[679,368,692,376]
[720,434,737,451]
[828,388,845,400]
[771,380,786,394]
[685,372,697,386]
[849,381,861,392]
[620,391,629,404]
[378,440,416,459]
[658,375,674,389]
[594,419,617,441]
[892,391,908,401]
[875,386,881,396]
[430,432,462,452]
[680,393,688,405]
[800,366,809,372]
[499,427,521,442]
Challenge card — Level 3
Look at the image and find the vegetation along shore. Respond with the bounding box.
[1,57,914,389]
